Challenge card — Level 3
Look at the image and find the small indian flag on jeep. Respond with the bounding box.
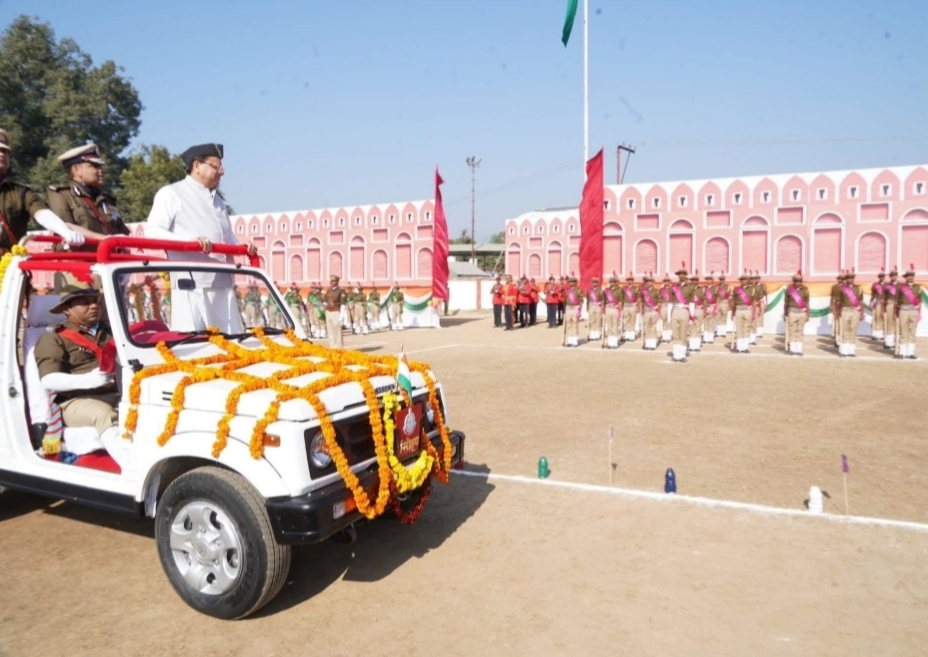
[396,349,413,395]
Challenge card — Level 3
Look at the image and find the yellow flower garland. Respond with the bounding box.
[123,327,454,520]
[0,245,28,295]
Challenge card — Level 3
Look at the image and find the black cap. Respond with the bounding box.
[181,143,224,169]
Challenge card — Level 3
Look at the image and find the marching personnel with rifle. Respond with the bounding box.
[491,275,504,328]
[752,272,769,339]
[784,270,810,356]
[883,267,899,351]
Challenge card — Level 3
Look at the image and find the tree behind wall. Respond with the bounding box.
[0,15,142,191]
[118,146,186,223]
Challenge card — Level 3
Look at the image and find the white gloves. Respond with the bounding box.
[33,208,86,246]
[42,368,114,393]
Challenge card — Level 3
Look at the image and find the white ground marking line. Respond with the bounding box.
[451,470,928,533]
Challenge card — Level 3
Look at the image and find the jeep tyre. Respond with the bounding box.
[155,467,291,619]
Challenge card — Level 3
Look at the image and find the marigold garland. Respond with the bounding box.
[122,327,453,520]
[0,245,28,295]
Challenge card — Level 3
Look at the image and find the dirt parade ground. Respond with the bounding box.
[1,313,926,657]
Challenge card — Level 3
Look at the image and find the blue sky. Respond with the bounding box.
[1,0,925,239]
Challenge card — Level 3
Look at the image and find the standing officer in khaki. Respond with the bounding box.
[324,275,347,348]
[668,266,695,363]
[659,273,673,343]
[753,272,768,339]
[895,265,921,359]
[602,274,621,349]
[390,283,405,331]
[688,271,705,353]
[715,272,731,339]
[0,129,88,253]
[838,270,864,358]
[701,271,717,345]
[869,269,887,342]
[784,270,810,356]
[621,272,639,343]
[47,144,130,245]
[586,277,604,341]
[640,273,662,350]
[883,267,899,350]
[830,273,845,347]
[562,275,583,347]
[730,272,754,353]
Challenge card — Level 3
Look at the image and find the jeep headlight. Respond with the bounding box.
[309,431,332,468]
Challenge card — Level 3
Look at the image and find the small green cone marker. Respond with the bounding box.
[538,456,550,479]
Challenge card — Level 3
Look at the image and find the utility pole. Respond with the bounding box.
[616,143,636,184]
[466,156,481,262]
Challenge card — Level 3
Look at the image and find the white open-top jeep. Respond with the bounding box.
[0,235,464,619]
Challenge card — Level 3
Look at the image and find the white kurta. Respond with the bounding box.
[145,176,243,333]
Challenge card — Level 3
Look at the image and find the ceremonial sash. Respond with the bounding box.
[671,284,693,320]
[885,283,897,297]
[565,287,582,318]
[842,285,862,309]
[604,287,619,308]
[57,329,116,373]
[623,287,636,302]
[899,284,921,319]
[704,288,716,304]
[718,287,730,300]
[660,288,671,303]
[79,196,114,234]
[735,287,752,307]
[873,283,884,297]
[589,288,601,305]
[642,289,659,312]
[787,285,807,311]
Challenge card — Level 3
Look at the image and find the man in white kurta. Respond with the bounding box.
[144,143,255,333]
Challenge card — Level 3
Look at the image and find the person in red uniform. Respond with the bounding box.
[544,276,559,328]
[502,274,518,330]
[528,278,539,326]
[490,275,503,328]
[516,275,531,328]
[557,276,566,325]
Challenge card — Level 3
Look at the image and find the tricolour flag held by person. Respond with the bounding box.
[396,350,413,395]
[561,0,579,46]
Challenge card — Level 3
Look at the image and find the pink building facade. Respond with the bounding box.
[503,165,928,282]
[230,200,438,287]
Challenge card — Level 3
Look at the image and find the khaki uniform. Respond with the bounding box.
[730,283,754,353]
[305,291,324,336]
[351,290,369,333]
[640,284,662,349]
[659,284,673,342]
[896,282,922,358]
[34,321,119,436]
[587,286,604,339]
[690,285,706,349]
[869,280,886,340]
[715,282,731,337]
[603,283,622,341]
[367,289,382,329]
[830,281,844,345]
[751,281,767,338]
[244,287,263,328]
[324,285,347,348]
[563,282,583,346]
[669,279,695,362]
[0,177,46,252]
[391,289,405,330]
[46,183,129,244]
[838,282,864,356]
[784,283,810,355]
[702,284,718,341]
[883,279,898,349]
[621,283,639,341]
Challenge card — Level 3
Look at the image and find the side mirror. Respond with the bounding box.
[177,278,196,291]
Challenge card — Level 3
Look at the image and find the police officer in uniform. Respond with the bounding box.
[883,267,899,350]
[586,276,604,341]
[0,129,86,253]
[603,274,622,348]
[838,270,864,358]
[895,265,921,360]
[830,273,845,348]
[47,144,130,249]
[640,272,662,350]
[244,283,263,328]
[715,272,731,339]
[688,271,705,353]
[390,283,405,330]
[562,275,583,347]
[659,273,673,343]
[502,274,517,331]
[784,270,810,356]
[701,271,717,344]
[367,285,382,331]
[324,275,347,348]
[730,272,754,354]
[669,266,695,363]
[870,269,887,342]
[621,272,639,343]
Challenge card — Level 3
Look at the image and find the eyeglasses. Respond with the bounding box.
[198,160,224,173]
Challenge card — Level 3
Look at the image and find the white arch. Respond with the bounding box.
[812,211,845,225]
[740,214,770,227]
[669,218,695,231]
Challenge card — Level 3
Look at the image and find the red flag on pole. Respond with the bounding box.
[579,148,604,290]
[431,167,450,302]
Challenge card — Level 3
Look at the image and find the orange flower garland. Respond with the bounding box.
[122,328,452,520]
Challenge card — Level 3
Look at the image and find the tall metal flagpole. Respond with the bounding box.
[583,0,589,170]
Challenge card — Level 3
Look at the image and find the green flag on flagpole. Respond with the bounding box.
[561,0,579,46]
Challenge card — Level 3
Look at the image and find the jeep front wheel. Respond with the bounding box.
[155,467,291,619]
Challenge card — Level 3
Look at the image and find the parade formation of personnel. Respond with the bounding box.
[895,265,921,359]
[562,275,583,347]
[602,274,622,348]
[838,269,865,358]
[0,129,88,253]
[621,272,639,343]
[783,270,810,356]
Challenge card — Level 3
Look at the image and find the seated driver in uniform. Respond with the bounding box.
[33,285,129,468]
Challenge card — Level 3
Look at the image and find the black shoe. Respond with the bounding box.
[908,355,918,360]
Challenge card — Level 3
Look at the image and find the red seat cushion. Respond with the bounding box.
[74,451,121,473]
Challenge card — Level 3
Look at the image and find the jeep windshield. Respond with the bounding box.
[112,265,295,347]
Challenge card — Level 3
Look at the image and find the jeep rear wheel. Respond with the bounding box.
[155,467,291,619]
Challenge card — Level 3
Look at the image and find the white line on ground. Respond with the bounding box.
[451,469,928,533]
